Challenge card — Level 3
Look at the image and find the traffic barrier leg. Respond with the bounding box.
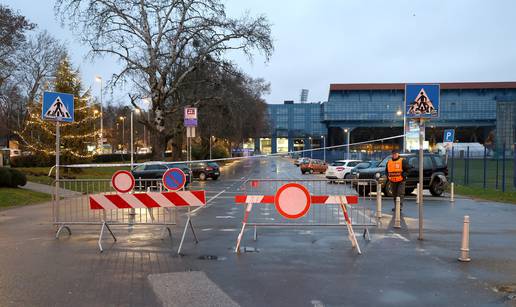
[177,212,198,255]
[235,203,253,253]
[450,182,455,202]
[394,197,401,229]
[98,221,117,252]
[339,196,361,255]
[55,225,71,239]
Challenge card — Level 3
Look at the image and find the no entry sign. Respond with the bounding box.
[162,168,186,191]
[111,170,135,193]
[274,183,311,219]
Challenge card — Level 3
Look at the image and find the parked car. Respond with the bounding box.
[325,160,362,181]
[351,153,448,196]
[295,157,310,167]
[190,161,220,180]
[300,159,328,174]
[131,162,191,188]
[349,160,380,178]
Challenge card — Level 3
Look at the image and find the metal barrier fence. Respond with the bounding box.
[51,179,199,253]
[235,179,380,249]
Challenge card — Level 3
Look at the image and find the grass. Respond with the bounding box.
[0,188,52,209]
[455,185,516,204]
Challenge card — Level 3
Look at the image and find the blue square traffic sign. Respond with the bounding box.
[443,129,455,143]
[42,91,74,122]
[405,84,440,119]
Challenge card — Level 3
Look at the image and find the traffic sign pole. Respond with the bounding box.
[418,119,424,240]
[55,121,60,217]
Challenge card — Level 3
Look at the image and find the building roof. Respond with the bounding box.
[329,82,516,91]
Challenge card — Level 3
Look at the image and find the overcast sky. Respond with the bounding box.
[4,0,516,104]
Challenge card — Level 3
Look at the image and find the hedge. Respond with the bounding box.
[12,153,153,167]
[0,167,27,187]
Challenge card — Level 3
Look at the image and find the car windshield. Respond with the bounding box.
[379,157,391,167]
[207,162,219,167]
[331,162,345,166]
[355,162,370,169]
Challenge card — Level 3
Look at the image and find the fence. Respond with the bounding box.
[235,179,380,253]
[448,144,516,192]
[52,178,200,253]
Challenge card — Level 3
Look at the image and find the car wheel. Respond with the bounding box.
[199,172,207,181]
[384,181,394,197]
[344,173,350,179]
[212,176,219,181]
[430,179,445,196]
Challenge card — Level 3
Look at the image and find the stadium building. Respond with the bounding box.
[253,82,516,155]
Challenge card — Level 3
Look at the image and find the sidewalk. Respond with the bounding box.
[21,181,82,198]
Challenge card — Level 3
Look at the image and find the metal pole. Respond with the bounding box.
[514,143,516,189]
[403,115,407,152]
[209,136,212,160]
[130,111,134,168]
[122,118,125,152]
[464,146,468,185]
[347,130,350,160]
[418,119,424,240]
[483,146,487,189]
[502,143,506,192]
[55,121,60,221]
[309,138,312,159]
[496,150,499,189]
[323,136,326,162]
[100,78,103,146]
[451,146,455,183]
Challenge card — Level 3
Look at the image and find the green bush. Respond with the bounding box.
[9,168,26,187]
[0,168,12,187]
[0,167,27,187]
[211,144,229,159]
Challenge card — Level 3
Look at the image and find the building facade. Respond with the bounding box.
[257,82,516,154]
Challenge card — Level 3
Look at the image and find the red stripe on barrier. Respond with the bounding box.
[105,194,132,209]
[310,196,328,203]
[90,197,103,209]
[133,193,161,208]
[346,196,359,204]
[162,192,189,206]
[190,190,206,204]
[235,195,247,203]
[262,195,274,203]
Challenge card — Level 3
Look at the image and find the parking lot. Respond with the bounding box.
[1,156,516,306]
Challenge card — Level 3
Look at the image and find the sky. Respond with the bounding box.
[4,0,516,105]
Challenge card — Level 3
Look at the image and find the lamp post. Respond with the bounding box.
[309,136,312,159]
[344,129,350,159]
[209,135,214,160]
[397,109,406,152]
[95,76,103,148]
[119,116,126,152]
[321,135,326,162]
[93,109,99,146]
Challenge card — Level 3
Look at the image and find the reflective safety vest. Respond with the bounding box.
[387,158,404,182]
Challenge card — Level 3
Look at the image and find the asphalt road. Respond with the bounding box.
[0,156,515,306]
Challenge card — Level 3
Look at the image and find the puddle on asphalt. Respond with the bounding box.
[493,284,516,301]
[198,255,227,261]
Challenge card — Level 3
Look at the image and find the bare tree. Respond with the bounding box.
[56,0,273,158]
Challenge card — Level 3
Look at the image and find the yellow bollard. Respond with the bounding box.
[394,197,401,229]
[458,215,471,262]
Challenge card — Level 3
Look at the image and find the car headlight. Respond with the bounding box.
[355,173,359,178]
[375,172,381,179]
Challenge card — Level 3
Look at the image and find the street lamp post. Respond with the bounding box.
[321,135,326,162]
[397,109,406,152]
[95,76,103,149]
[131,109,141,168]
[209,135,213,160]
[344,129,350,159]
[309,136,312,159]
[120,116,126,152]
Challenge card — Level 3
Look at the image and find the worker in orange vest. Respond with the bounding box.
[386,149,410,211]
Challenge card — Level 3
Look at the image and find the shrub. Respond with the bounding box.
[0,168,12,187]
[9,168,26,187]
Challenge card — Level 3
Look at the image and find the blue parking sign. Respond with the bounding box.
[444,129,455,143]
[42,91,74,122]
[405,84,440,119]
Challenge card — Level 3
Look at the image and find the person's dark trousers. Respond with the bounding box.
[391,181,406,209]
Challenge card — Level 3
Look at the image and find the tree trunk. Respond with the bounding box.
[151,132,167,160]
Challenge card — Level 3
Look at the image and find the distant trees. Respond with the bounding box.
[56,0,273,159]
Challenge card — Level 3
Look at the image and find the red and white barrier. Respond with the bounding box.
[89,191,206,209]
[234,195,358,205]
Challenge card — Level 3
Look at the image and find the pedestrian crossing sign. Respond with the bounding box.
[405,84,440,119]
[42,91,74,122]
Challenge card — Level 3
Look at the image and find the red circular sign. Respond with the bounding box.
[162,168,186,191]
[111,170,135,193]
[274,183,311,219]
